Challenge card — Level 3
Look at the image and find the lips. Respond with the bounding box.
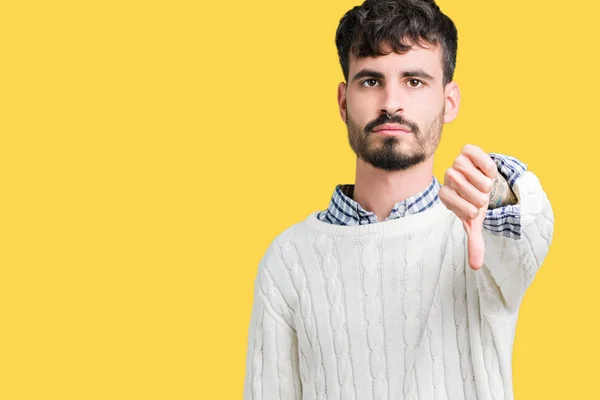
[373,124,411,133]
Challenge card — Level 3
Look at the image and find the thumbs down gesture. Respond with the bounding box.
[439,144,499,271]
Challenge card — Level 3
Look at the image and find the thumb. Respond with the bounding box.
[462,207,487,270]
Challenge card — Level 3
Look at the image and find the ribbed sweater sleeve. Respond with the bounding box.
[479,170,554,312]
[244,244,302,400]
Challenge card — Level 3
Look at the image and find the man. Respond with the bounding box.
[244,0,554,399]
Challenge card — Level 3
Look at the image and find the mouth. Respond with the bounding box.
[372,125,411,136]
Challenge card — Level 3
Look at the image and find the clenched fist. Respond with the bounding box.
[439,144,498,270]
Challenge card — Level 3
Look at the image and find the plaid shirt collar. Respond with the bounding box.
[318,176,441,225]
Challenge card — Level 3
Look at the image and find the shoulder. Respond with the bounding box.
[265,213,318,255]
[255,214,322,312]
[258,212,320,277]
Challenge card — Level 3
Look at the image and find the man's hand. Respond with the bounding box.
[439,144,498,270]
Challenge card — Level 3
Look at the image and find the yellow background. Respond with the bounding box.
[0,0,597,398]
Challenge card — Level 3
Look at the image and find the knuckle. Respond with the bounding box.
[484,177,494,192]
[453,154,466,169]
[467,207,479,220]
[477,194,488,208]
[448,167,462,181]
[438,186,446,198]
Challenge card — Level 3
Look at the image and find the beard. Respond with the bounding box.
[346,108,445,171]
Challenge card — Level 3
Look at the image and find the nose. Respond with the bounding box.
[380,84,403,117]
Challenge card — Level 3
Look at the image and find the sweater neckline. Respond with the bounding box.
[304,201,449,237]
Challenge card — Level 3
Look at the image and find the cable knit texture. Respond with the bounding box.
[244,171,554,400]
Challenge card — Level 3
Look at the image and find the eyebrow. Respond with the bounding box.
[351,68,436,82]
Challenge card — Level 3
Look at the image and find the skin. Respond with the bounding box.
[490,175,519,208]
[336,41,518,270]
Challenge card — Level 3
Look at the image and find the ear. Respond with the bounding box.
[337,81,347,123]
[443,81,461,123]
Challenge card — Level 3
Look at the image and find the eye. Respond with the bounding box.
[407,79,424,88]
[361,79,380,88]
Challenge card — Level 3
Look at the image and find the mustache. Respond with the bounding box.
[365,113,420,134]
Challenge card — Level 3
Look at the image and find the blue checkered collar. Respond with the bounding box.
[318,176,442,226]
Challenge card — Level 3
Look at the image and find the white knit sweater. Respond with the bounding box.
[244,171,554,400]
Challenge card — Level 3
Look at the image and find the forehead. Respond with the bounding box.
[349,44,444,80]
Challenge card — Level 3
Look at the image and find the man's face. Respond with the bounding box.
[338,42,459,171]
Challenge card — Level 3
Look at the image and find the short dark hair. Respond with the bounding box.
[335,0,458,85]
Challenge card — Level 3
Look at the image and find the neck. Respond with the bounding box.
[353,156,435,222]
